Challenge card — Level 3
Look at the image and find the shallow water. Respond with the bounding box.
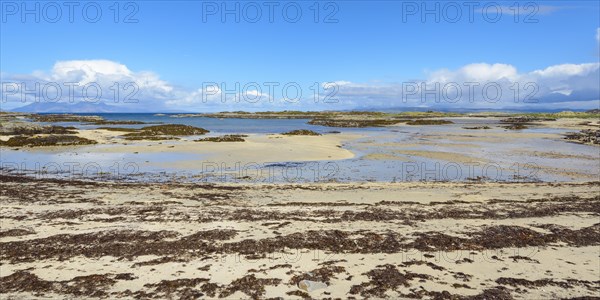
[41,113,380,134]
[2,115,598,183]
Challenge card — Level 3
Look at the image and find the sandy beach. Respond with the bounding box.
[1,175,598,299]
[81,130,360,166]
[1,112,599,299]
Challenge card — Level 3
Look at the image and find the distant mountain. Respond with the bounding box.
[10,101,596,114]
[12,102,128,113]
[11,102,185,113]
[362,106,593,114]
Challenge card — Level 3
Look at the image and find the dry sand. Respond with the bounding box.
[1,115,599,299]
[1,175,598,299]
[77,130,359,165]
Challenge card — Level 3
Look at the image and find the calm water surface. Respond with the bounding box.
[1,114,598,183]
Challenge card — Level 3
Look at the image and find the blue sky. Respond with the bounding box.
[1,1,599,111]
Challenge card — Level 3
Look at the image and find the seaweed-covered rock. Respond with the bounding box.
[28,114,144,125]
[0,124,77,135]
[0,135,97,147]
[96,127,139,132]
[123,124,209,140]
[308,119,401,128]
[195,135,247,142]
[564,129,600,145]
[501,124,528,130]
[500,116,555,123]
[29,114,103,123]
[405,119,454,125]
[88,120,145,125]
[281,129,321,136]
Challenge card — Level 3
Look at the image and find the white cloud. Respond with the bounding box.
[47,60,174,95]
[1,60,176,110]
[429,63,518,83]
[332,62,599,109]
[531,63,598,77]
[2,60,599,112]
[475,5,561,16]
[51,60,132,83]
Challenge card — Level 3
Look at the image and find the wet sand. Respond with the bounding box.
[81,130,360,166]
[2,116,598,182]
[1,114,599,299]
[1,175,598,299]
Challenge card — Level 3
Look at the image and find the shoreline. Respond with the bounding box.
[2,113,599,183]
[1,174,598,299]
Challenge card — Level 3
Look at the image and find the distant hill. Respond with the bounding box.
[12,102,128,113]
[11,102,184,113]
[369,107,594,114]
[10,101,597,114]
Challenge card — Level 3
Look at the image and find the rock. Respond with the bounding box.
[564,129,600,145]
[281,129,321,136]
[298,280,328,292]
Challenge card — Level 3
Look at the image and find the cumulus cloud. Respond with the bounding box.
[1,59,599,112]
[1,60,337,112]
[332,62,599,110]
[429,63,518,82]
[1,60,177,111]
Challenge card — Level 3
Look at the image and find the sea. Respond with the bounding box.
[1,113,598,183]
